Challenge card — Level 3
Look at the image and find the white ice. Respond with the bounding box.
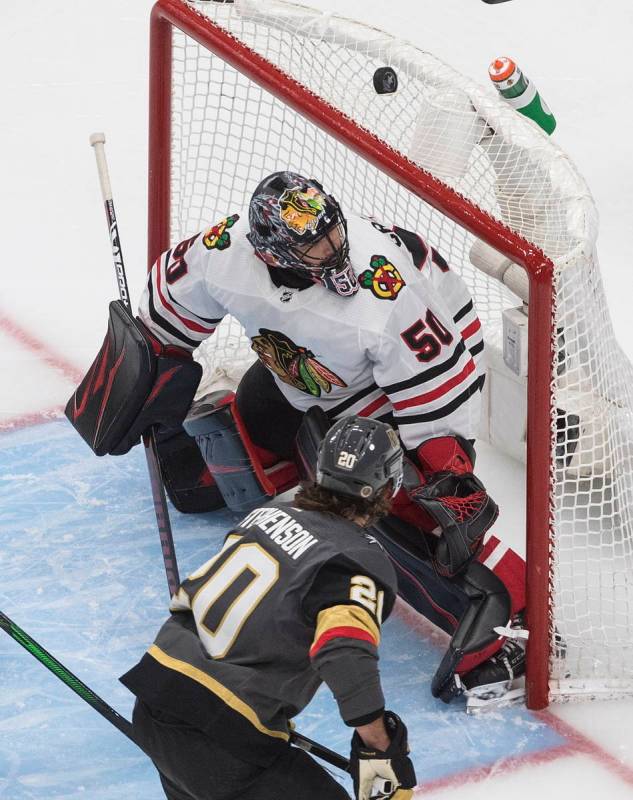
[2,1,633,798]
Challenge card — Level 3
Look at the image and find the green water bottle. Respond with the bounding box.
[489,56,556,135]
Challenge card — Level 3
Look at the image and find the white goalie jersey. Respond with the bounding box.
[139,212,484,450]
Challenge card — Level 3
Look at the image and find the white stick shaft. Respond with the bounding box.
[89,132,131,310]
[89,132,113,203]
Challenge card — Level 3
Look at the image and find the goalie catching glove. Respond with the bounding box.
[407,436,499,577]
[350,712,417,800]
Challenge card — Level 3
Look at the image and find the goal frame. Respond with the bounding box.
[148,0,556,710]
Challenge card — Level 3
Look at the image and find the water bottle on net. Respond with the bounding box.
[489,56,556,135]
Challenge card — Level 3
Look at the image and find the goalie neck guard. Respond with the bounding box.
[247,171,358,297]
[317,417,404,500]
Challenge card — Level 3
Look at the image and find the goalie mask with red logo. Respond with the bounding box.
[247,171,358,297]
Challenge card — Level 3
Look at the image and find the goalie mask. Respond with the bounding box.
[247,171,359,297]
[317,416,404,500]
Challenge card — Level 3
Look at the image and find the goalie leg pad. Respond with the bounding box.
[153,425,225,514]
[368,515,513,702]
[370,514,468,633]
[450,562,511,669]
[184,392,298,513]
[477,534,526,615]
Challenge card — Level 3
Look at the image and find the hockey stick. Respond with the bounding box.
[0,610,138,746]
[0,610,351,772]
[89,132,180,597]
[289,731,350,772]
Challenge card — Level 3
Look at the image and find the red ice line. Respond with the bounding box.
[534,710,633,788]
[411,743,577,796]
[0,313,84,384]
[0,312,83,430]
[393,600,633,795]
[0,406,65,432]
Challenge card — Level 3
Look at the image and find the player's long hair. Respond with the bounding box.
[293,481,393,527]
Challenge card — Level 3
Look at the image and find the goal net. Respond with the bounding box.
[148,0,633,708]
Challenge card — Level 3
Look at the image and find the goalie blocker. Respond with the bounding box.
[65,301,227,512]
[65,300,201,456]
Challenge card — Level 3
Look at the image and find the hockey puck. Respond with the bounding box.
[373,67,398,95]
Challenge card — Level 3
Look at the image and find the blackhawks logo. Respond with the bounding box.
[203,214,239,250]
[279,186,326,235]
[359,255,406,300]
[251,329,346,397]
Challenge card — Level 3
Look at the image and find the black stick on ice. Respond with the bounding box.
[0,610,350,772]
[89,132,180,597]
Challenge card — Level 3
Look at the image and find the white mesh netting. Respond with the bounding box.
[163,0,633,699]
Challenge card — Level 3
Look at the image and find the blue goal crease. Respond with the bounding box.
[0,420,566,798]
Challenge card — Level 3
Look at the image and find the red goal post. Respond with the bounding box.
[147,0,632,709]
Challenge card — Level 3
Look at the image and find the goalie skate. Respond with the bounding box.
[463,638,527,713]
[465,675,526,714]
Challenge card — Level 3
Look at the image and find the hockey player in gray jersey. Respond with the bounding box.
[121,416,416,800]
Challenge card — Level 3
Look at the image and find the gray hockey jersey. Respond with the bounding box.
[138,213,484,449]
[120,502,397,765]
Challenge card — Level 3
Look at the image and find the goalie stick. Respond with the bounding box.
[0,610,351,773]
[89,132,180,597]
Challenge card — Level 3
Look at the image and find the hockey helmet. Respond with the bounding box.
[247,171,359,297]
[317,416,404,500]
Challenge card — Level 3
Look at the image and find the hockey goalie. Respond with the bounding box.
[66,170,527,709]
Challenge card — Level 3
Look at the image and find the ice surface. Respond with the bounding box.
[0,422,565,798]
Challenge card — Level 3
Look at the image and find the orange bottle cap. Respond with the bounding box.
[489,56,516,83]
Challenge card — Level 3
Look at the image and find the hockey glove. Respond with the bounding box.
[408,470,498,577]
[65,301,201,456]
[350,711,416,800]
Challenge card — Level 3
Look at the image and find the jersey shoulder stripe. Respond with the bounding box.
[392,225,429,269]
[146,278,203,348]
[431,247,449,272]
[154,253,217,334]
[166,283,223,325]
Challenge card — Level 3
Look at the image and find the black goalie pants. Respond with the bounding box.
[235,360,307,460]
[132,700,350,800]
